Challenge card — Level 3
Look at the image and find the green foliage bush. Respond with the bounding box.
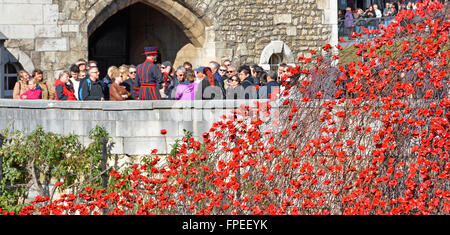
[0,125,112,212]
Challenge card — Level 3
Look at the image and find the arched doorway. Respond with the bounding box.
[88,2,192,76]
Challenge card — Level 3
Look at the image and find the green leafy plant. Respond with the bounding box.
[0,125,113,212]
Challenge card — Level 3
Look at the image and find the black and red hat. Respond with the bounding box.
[144,46,158,55]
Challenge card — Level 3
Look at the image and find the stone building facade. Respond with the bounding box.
[0,0,337,98]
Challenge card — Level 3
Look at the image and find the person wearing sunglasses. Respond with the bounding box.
[225,65,237,79]
[167,66,186,99]
[217,65,228,89]
[128,65,140,99]
[225,75,244,99]
[129,65,137,82]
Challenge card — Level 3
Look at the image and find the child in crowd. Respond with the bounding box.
[20,79,42,100]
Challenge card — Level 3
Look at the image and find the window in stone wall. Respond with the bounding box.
[2,62,20,98]
[269,53,284,72]
[259,41,295,72]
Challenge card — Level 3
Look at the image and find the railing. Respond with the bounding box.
[338,14,424,41]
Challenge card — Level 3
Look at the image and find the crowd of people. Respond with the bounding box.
[338,0,420,37]
[12,48,288,102]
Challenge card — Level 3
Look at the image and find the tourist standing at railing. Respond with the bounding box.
[183,61,193,71]
[354,8,366,33]
[69,64,81,100]
[277,63,288,83]
[209,61,224,86]
[225,75,244,100]
[344,7,354,38]
[128,65,140,100]
[54,71,77,101]
[20,79,42,100]
[264,71,280,100]
[365,5,376,37]
[175,69,198,101]
[119,65,136,100]
[79,69,87,80]
[237,65,257,99]
[76,59,87,72]
[218,64,228,89]
[384,2,397,27]
[160,61,174,99]
[80,67,105,101]
[373,4,382,28]
[223,59,232,68]
[109,67,130,101]
[195,67,225,100]
[102,66,116,101]
[32,69,54,100]
[248,65,259,86]
[225,65,237,80]
[383,2,391,17]
[167,66,185,100]
[338,9,345,37]
[13,70,30,99]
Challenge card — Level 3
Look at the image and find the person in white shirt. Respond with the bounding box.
[373,4,382,18]
[69,64,81,100]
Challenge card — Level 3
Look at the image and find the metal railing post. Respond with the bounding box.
[101,137,108,189]
[0,134,4,185]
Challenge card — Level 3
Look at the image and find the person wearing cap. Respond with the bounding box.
[194,66,206,84]
[160,61,173,99]
[136,46,163,100]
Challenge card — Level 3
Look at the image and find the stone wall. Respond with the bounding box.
[0,0,337,85]
[0,99,279,155]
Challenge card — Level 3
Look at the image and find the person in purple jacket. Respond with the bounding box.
[344,7,354,37]
[175,70,198,100]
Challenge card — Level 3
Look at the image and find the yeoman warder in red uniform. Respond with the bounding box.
[136,47,163,100]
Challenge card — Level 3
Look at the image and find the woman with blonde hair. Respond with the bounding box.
[13,70,30,99]
[102,66,117,100]
[119,65,129,80]
[119,65,138,100]
[109,67,130,101]
[20,78,42,100]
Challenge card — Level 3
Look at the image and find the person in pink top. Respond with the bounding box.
[20,78,42,100]
[175,70,198,100]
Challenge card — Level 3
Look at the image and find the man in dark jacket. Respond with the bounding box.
[238,65,257,99]
[101,74,113,100]
[263,71,280,100]
[238,66,254,89]
[80,66,105,101]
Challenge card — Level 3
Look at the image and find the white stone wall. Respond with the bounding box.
[0,0,72,82]
[0,99,280,155]
[0,1,61,40]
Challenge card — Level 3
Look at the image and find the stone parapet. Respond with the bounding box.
[0,99,279,155]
